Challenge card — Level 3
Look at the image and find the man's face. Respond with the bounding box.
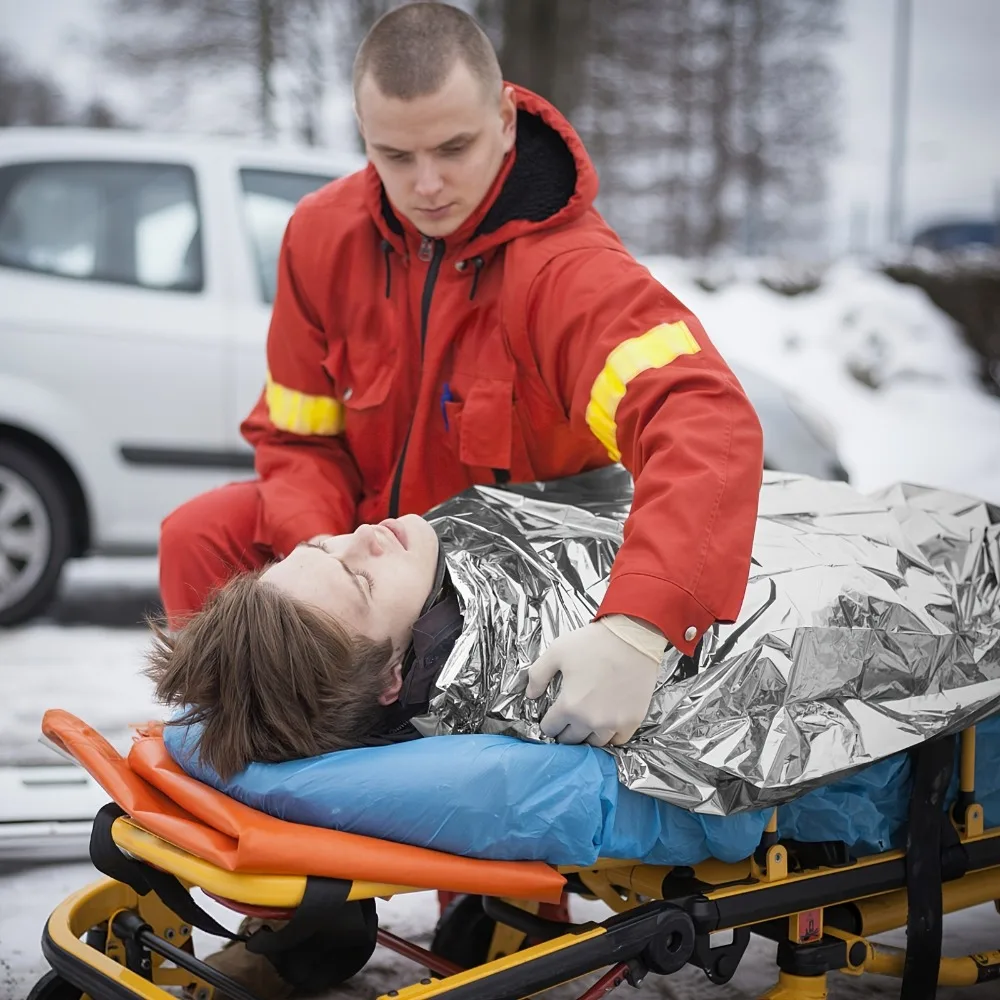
[357,61,516,238]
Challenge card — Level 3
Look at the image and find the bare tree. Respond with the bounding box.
[0,46,129,129]
[574,0,841,256]
[334,0,398,83]
[0,47,68,126]
[101,0,308,138]
[475,0,592,124]
[287,0,329,145]
[737,0,841,253]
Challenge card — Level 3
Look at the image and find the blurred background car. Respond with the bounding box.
[0,127,847,626]
[912,219,1000,252]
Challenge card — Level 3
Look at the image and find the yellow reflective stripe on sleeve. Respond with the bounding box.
[266,371,345,436]
[585,320,701,460]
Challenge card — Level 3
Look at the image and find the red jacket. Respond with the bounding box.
[242,86,763,656]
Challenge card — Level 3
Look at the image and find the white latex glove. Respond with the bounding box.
[525,615,666,747]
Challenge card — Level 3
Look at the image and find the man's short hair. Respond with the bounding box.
[353,2,503,105]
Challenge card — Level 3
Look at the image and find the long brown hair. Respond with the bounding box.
[146,571,394,779]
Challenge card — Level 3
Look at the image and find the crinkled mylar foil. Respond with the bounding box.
[416,468,1000,815]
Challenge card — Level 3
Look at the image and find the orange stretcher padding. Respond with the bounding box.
[41,709,566,903]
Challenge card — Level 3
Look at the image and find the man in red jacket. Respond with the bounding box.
[160,1,763,754]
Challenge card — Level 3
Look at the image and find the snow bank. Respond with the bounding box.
[645,256,1000,499]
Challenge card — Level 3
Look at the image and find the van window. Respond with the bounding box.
[240,169,334,304]
[0,161,203,292]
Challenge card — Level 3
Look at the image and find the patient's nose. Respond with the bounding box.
[350,523,384,557]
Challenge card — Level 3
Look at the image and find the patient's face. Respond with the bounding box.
[261,515,440,662]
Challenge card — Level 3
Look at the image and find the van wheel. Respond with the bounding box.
[0,442,73,626]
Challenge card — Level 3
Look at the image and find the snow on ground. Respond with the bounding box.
[2,261,1000,998]
[0,622,157,767]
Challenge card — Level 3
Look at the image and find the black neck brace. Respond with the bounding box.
[362,543,464,745]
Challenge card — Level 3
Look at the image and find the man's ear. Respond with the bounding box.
[500,84,517,153]
[354,103,369,151]
[377,660,404,706]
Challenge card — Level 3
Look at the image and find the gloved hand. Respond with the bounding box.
[525,615,666,747]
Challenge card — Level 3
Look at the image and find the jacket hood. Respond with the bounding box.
[365,84,599,259]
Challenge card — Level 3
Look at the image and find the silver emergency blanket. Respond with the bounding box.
[416,468,1000,815]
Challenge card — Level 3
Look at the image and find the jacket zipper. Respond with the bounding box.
[387,236,445,518]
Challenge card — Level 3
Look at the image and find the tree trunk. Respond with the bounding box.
[496,0,590,122]
[296,0,324,146]
[258,0,276,140]
[741,0,766,255]
[699,3,738,255]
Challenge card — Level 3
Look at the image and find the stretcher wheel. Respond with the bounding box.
[431,894,497,969]
[268,898,379,992]
[25,971,83,1000]
[27,926,107,1000]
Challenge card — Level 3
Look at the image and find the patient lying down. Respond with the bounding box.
[149,473,1000,816]
[151,514,495,778]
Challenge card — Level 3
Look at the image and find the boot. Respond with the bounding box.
[188,917,295,1000]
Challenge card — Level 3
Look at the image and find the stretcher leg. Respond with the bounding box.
[758,971,828,999]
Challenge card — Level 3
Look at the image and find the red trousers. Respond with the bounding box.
[159,481,271,627]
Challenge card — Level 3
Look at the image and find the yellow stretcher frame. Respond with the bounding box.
[35,726,1000,1000]
[40,828,1000,999]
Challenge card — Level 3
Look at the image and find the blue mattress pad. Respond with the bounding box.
[165,715,1000,868]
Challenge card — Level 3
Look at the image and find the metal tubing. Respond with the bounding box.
[376,929,465,978]
[481,897,582,941]
[573,962,631,1000]
[866,944,1000,987]
[961,727,977,794]
[854,865,1000,936]
[110,914,262,1000]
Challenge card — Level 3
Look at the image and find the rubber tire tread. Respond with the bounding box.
[0,441,73,626]
[25,970,84,1000]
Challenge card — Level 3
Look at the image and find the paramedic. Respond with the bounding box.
[157,1,764,751]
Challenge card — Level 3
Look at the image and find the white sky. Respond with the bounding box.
[2,0,998,253]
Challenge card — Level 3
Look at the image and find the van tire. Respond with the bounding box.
[0,441,73,626]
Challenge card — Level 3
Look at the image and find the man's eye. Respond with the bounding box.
[386,152,411,163]
[441,145,467,156]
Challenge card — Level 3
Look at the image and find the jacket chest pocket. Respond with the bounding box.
[342,360,399,488]
[444,375,534,483]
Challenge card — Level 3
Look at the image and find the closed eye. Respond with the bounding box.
[299,542,371,604]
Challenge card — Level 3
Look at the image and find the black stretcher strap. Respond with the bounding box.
[244,877,353,957]
[89,803,375,994]
[90,803,241,941]
[901,736,965,1000]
